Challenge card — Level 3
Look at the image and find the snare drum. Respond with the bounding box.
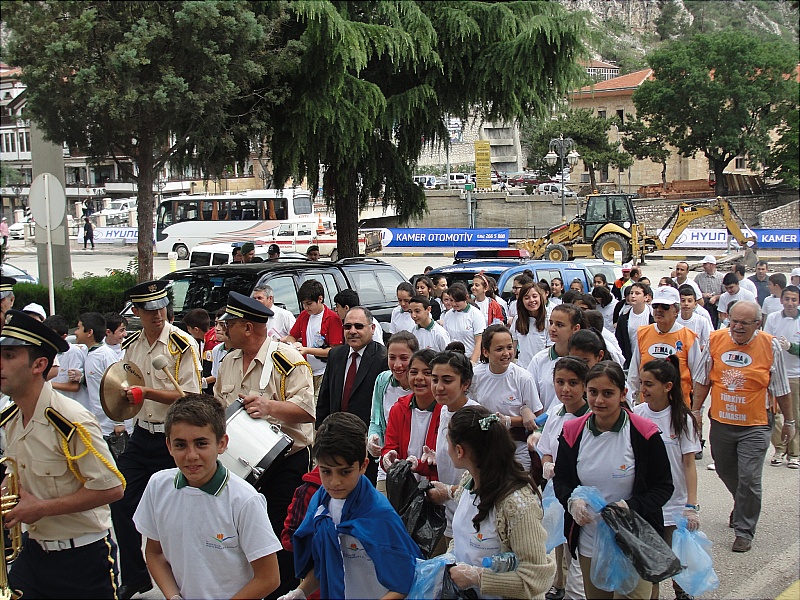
[220,400,293,490]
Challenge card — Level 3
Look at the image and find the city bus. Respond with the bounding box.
[155,188,314,259]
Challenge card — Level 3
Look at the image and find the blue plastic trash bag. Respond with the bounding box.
[542,483,566,553]
[570,486,638,595]
[672,517,720,597]
[407,553,455,600]
[592,519,640,594]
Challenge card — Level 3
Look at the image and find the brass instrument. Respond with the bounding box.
[0,456,22,600]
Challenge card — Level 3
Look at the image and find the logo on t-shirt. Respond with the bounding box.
[721,351,752,368]
[612,464,634,478]
[647,343,675,359]
[206,533,239,550]
[721,369,746,391]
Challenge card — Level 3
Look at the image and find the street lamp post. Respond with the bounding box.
[544,134,580,223]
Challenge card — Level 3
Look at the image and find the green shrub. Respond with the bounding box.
[11,269,137,325]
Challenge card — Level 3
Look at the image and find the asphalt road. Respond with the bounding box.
[3,245,799,599]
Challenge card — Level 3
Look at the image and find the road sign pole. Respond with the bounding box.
[43,173,56,314]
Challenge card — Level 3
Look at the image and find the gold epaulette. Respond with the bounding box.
[0,403,19,427]
[272,351,297,377]
[120,330,141,351]
[44,407,77,443]
[169,330,191,353]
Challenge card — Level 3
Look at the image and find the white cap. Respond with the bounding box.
[22,303,47,321]
[701,255,717,265]
[651,286,680,307]
[791,268,800,278]
[622,262,632,272]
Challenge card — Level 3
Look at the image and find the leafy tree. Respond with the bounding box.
[521,109,632,191]
[4,1,281,281]
[633,30,797,196]
[765,86,799,188]
[620,115,671,189]
[0,163,23,189]
[265,1,588,257]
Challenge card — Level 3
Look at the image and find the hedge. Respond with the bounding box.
[10,269,138,325]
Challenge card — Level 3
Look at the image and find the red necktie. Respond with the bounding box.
[341,353,358,413]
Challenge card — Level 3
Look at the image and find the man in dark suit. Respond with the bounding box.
[316,306,387,482]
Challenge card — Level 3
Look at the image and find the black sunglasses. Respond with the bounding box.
[343,323,367,330]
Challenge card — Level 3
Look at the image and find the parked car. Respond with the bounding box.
[413,175,438,189]
[1,262,39,284]
[97,197,137,225]
[123,257,408,341]
[425,250,594,305]
[537,182,577,198]
[8,217,33,240]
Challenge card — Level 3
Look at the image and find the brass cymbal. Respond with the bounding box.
[100,361,145,421]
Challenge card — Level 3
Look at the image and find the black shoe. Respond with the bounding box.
[675,590,695,600]
[117,579,153,600]
[545,586,565,600]
[732,536,752,552]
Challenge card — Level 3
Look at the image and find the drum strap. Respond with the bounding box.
[258,341,280,395]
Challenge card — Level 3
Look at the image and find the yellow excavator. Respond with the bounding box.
[515,193,757,263]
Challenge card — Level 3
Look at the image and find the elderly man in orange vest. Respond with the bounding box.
[693,301,794,553]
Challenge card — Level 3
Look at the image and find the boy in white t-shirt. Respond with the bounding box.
[762,273,787,317]
[677,285,712,350]
[134,394,281,600]
[289,413,421,599]
[43,314,90,409]
[409,295,451,351]
[103,312,128,360]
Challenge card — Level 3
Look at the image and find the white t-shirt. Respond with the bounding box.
[471,362,541,469]
[436,399,479,537]
[575,414,636,558]
[211,343,230,378]
[506,300,518,322]
[452,489,500,599]
[267,305,296,340]
[372,318,385,346]
[510,316,548,368]
[389,306,415,334]
[134,467,281,600]
[718,288,756,315]
[305,311,326,375]
[413,321,451,351]
[601,329,626,366]
[738,277,758,297]
[762,296,782,317]
[634,404,700,526]
[54,344,90,410]
[408,407,435,465]
[598,299,618,332]
[327,498,390,599]
[106,342,124,361]
[527,347,560,411]
[627,306,652,358]
[377,383,411,483]
[537,402,589,463]
[85,344,124,435]
[677,313,711,350]
[673,278,702,299]
[442,305,486,358]
[764,311,800,378]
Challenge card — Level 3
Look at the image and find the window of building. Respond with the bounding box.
[735,156,746,170]
[598,110,607,119]
[616,109,624,123]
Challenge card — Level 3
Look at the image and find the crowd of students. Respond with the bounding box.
[0,256,796,600]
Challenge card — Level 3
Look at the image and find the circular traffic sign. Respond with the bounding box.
[28,173,67,226]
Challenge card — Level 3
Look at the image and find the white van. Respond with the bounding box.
[448,173,469,187]
[413,175,437,189]
[537,182,577,197]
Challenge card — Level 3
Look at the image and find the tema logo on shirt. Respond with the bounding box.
[721,351,752,368]
[647,343,675,359]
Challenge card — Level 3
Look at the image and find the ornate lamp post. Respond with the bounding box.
[544,134,580,223]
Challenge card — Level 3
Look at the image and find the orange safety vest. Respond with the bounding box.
[637,324,698,406]
[708,330,774,427]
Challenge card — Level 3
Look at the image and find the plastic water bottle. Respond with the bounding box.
[481,552,518,572]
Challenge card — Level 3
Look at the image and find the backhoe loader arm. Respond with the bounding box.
[657,198,757,250]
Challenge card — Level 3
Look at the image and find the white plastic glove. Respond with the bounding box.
[778,336,791,351]
[449,563,482,589]
[201,377,208,390]
[567,498,595,526]
[381,450,399,471]
[420,445,437,466]
[542,461,555,480]
[407,455,420,471]
[682,507,701,531]
[367,434,382,457]
[527,431,541,451]
[277,589,306,600]
[495,412,512,428]
[427,480,455,504]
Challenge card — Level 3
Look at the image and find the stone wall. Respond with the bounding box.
[411,191,791,239]
[758,199,799,228]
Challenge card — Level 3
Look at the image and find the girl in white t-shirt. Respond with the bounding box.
[537,357,590,600]
[634,355,701,599]
[442,283,486,363]
[367,331,417,492]
[443,405,554,599]
[512,282,550,367]
[472,324,542,470]
[527,303,585,411]
[506,271,534,324]
[471,273,505,326]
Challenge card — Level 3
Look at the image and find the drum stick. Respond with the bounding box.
[152,354,186,397]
